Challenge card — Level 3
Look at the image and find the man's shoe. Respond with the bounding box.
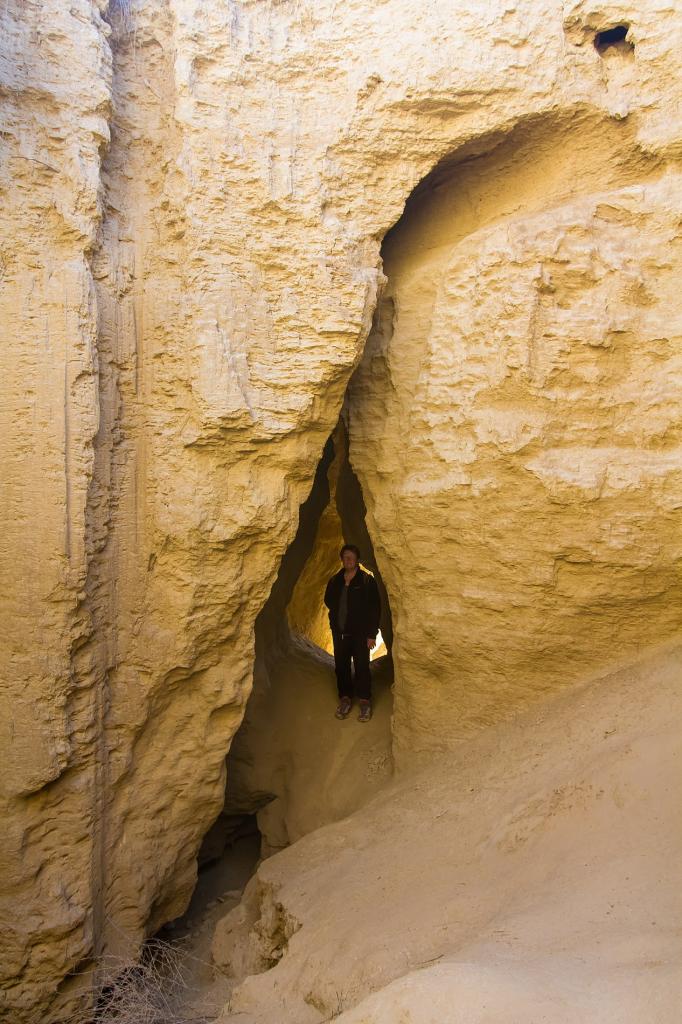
[335,696,352,720]
[358,699,372,723]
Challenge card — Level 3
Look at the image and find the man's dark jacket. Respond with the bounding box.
[324,567,381,640]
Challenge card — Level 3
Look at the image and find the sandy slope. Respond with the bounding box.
[213,645,682,1023]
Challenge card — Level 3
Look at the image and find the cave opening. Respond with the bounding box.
[182,117,599,925]
[594,24,633,54]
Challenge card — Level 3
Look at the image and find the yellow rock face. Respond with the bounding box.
[1,0,681,1019]
[286,432,345,654]
[349,120,682,760]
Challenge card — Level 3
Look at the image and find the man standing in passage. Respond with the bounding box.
[324,544,381,722]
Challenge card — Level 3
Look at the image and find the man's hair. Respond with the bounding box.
[340,543,361,560]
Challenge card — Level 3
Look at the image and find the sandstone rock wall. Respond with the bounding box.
[0,2,112,1018]
[1,0,681,1020]
[349,114,682,760]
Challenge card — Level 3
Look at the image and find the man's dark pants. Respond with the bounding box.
[332,632,371,701]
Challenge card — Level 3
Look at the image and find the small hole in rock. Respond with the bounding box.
[594,24,633,54]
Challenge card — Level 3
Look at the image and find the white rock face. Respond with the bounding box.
[0,0,681,1020]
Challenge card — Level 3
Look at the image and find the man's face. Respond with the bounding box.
[342,549,358,571]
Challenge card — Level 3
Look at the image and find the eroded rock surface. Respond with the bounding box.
[1,0,681,1020]
[349,120,682,760]
[0,2,112,1018]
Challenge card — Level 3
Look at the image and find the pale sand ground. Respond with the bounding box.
[208,644,682,1023]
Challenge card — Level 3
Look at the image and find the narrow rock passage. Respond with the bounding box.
[203,419,395,861]
[4,2,682,1021]
[146,418,395,1020]
[202,106,682,1023]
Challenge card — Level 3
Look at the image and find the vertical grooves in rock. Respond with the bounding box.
[0,2,116,1019]
[79,0,151,992]
[60,2,120,1011]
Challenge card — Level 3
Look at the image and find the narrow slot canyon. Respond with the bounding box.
[149,413,396,1019]
[198,109,681,1022]
[2,3,682,1024]
[221,417,394,859]
[196,415,394,869]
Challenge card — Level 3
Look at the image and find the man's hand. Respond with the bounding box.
[367,637,375,650]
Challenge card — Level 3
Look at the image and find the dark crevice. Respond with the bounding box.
[595,24,633,53]
[158,815,261,939]
[255,433,336,654]
[335,417,393,649]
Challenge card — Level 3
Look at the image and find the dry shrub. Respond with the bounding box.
[64,928,224,1024]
